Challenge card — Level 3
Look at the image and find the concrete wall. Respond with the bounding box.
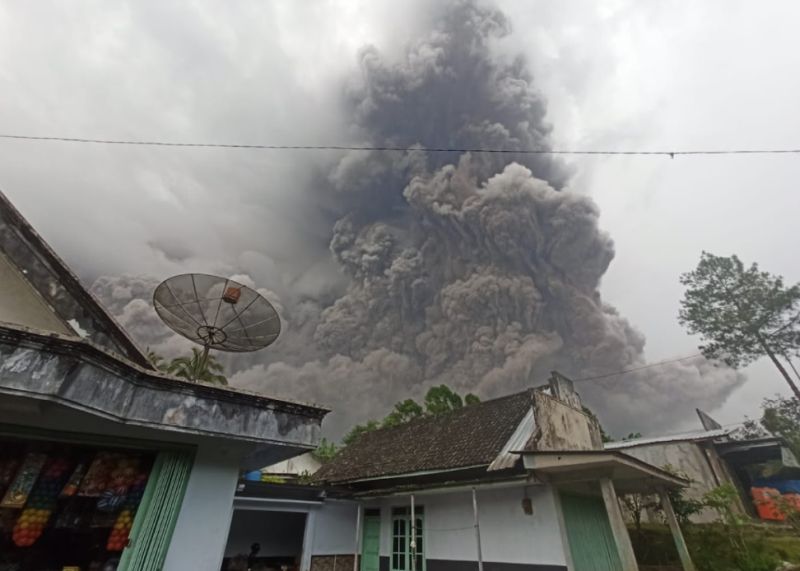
[312,500,360,555]
[162,442,241,570]
[0,250,71,334]
[225,510,307,558]
[533,392,597,452]
[618,441,731,523]
[365,484,568,570]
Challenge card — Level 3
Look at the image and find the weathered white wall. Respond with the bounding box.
[0,250,71,334]
[619,441,729,523]
[162,443,241,571]
[533,392,598,451]
[263,452,323,476]
[311,500,359,555]
[225,510,307,558]
[368,484,567,567]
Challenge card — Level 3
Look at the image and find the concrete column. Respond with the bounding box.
[658,487,696,571]
[599,478,638,571]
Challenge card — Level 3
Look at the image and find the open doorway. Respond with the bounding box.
[222,510,307,571]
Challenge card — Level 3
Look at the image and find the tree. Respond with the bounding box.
[464,393,481,406]
[679,252,800,400]
[341,385,482,446]
[383,399,424,427]
[313,438,339,463]
[145,347,169,372]
[342,419,381,447]
[424,384,464,414]
[759,395,800,459]
[166,347,228,385]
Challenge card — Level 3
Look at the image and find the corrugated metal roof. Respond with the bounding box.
[487,407,535,471]
[604,427,731,450]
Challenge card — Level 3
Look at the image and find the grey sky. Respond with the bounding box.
[1,0,797,434]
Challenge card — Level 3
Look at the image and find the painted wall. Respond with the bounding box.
[225,510,307,558]
[0,250,71,334]
[533,392,598,452]
[618,441,734,523]
[264,452,323,476]
[367,484,568,568]
[311,500,360,555]
[162,443,241,571]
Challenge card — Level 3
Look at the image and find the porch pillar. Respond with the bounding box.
[599,478,638,571]
[657,487,696,571]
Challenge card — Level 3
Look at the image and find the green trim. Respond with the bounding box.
[118,450,195,571]
[391,510,425,571]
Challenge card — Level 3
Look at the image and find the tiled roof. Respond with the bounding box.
[314,389,535,483]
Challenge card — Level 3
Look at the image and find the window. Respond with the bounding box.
[391,507,424,571]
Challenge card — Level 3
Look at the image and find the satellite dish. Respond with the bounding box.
[153,274,281,379]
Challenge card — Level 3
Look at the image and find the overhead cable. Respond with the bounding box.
[2,133,800,157]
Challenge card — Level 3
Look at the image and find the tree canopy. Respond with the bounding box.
[679,251,800,399]
[147,347,228,385]
[336,385,480,451]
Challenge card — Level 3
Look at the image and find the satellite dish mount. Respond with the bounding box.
[153,274,281,381]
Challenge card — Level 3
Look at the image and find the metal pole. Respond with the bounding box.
[353,506,362,571]
[472,488,484,571]
[410,494,416,571]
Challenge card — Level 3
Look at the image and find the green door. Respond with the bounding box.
[361,514,381,571]
[559,492,622,571]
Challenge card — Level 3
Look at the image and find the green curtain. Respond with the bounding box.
[118,450,195,571]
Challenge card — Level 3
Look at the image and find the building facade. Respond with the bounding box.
[0,190,329,570]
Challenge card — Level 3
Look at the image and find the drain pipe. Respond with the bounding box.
[353,506,362,571]
[472,487,484,571]
[410,494,417,571]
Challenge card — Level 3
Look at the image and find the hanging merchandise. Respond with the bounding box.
[78,452,121,497]
[97,455,140,512]
[0,452,46,509]
[11,455,72,547]
[106,469,148,552]
[60,461,88,498]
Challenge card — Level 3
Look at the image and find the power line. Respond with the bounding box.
[572,353,704,382]
[2,133,800,157]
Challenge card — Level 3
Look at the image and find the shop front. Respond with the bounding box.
[0,429,194,571]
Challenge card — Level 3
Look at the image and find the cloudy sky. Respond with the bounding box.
[1,0,798,436]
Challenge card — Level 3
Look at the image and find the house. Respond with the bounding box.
[0,190,329,570]
[605,409,800,523]
[230,374,696,571]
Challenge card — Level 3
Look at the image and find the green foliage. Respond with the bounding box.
[759,395,800,459]
[146,347,169,372]
[464,393,481,406]
[424,384,464,415]
[165,347,228,385]
[342,419,381,447]
[622,432,643,441]
[341,385,481,447]
[313,438,338,463]
[661,464,704,524]
[678,251,800,369]
[383,399,424,427]
[696,484,780,571]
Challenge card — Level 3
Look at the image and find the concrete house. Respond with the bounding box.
[230,375,696,571]
[606,410,800,523]
[0,190,329,570]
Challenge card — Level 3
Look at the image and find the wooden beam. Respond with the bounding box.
[658,487,696,571]
[599,478,639,571]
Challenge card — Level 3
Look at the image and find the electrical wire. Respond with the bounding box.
[3,133,800,157]
[572,353,704,382]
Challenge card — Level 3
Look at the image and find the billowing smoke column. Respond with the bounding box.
[93,0,744,437]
